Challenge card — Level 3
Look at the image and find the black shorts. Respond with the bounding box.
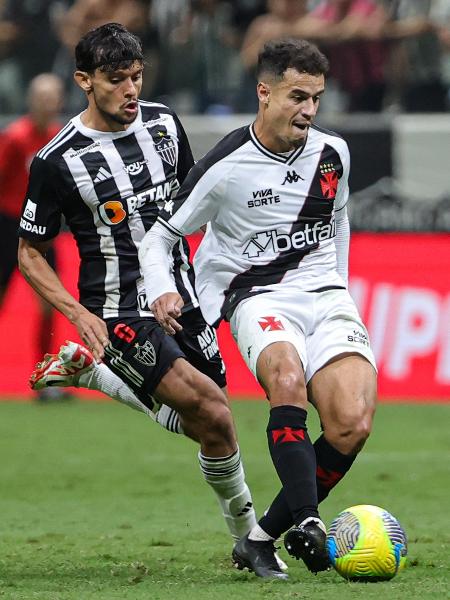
[1,214,56,288]
[103,308,226,411]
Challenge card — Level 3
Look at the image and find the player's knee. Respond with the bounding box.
[326,404,374,454]
[265,367,306,405]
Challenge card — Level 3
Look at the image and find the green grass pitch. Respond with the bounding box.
[0,399,448,599]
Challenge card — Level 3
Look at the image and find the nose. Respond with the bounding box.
[301,97,317,118]
[123,77,137,97]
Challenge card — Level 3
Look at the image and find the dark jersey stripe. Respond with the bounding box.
[113,133,153,193]
[164,125,251,217]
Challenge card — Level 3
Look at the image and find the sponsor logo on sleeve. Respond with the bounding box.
[23,199,37,221]
[19,218,47,235]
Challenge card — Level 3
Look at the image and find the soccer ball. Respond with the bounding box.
[327,504,407,581]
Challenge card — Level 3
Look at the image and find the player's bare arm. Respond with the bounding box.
[18,237,109,360]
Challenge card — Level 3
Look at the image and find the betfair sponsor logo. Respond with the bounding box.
[243,218,335,258]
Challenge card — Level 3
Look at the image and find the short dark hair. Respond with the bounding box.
[256,39,329,80]
[75,22,144,73]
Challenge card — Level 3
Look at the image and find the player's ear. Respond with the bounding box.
[74,70,93,94]
[257,81,270,106]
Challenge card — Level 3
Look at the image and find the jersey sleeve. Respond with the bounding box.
[335,141,350,212]
[18,156,64,241]
[173,112,195,185]
[158,157,227,236]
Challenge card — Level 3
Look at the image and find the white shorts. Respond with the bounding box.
[230,288,376,384]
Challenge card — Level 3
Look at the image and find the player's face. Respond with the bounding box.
[257,68,325,152]
[87,62,143,131]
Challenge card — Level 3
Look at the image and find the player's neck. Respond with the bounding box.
[253,115,296,154]
[80,107,131,133]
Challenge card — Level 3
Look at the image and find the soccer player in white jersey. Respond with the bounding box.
[17,23,259,564]
[140,39,378,579]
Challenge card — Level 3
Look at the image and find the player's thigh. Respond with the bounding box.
[230,294,308,406]
[103,316,185,413]
[306,290,377,433]
[104,316,230,429]
[309,353,377,424]
[175,307,227,390]
[305,289,377,384]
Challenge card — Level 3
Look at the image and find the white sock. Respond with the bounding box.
[77,363,156,418]
[248,523,275,542]
[198,448,257,541]
[76,362,187,437]
[155,404,184,434]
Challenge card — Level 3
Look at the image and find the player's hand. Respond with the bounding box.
[151,292,184,335]
[72,309,109,361]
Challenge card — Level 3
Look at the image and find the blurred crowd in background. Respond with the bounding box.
[0,0,449,116]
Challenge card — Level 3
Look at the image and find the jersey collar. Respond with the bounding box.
[72,105,143,139]
[249,123,307,165]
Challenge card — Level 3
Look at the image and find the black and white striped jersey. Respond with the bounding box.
[156,123,350,326]
[18,101,199,319]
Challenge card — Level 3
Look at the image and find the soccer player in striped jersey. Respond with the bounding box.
[17,23,259,562]
[140,39,378,578]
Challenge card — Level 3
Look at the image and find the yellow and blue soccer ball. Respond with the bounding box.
[327,504,407,581]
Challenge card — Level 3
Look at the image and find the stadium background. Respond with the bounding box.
[0,3,449,598]
[1,113,449,401]
[0,1,449,402]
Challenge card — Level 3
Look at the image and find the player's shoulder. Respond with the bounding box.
[139,99,179,122]
[311,123,347,146]
[199,125,252,171]
[310,123,349,157]
[35,120,80,163]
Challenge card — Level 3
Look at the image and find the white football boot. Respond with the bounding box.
[30,341,94,390]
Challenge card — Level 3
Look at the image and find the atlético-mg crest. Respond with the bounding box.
[133,340,156,366]
[155,132,176,166]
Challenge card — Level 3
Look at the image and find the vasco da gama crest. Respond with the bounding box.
[319,161,338,199]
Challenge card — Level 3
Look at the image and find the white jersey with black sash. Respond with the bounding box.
[155,123,350,327]
[18,101,199,319]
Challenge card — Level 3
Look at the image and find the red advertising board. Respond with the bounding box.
[0,233,448,401]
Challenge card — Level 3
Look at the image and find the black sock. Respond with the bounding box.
[314,434,356,502]
[266,405,318,526]
[259,434,357,539]
[258,489,292,539]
